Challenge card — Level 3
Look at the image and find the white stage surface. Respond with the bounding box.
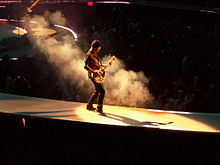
[1,93,220,133]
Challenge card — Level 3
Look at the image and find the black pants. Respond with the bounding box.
[88,79,105,106]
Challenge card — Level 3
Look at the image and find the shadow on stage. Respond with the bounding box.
[104,112,174,127]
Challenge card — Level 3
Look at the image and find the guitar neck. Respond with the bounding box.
[108,56,115,65]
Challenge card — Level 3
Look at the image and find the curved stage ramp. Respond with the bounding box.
[0,93,220,165]
[0,93,220,133]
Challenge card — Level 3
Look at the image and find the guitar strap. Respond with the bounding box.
[98,56,102,67]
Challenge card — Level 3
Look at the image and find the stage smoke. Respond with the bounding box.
[103,56,153,107]
[26,11,153,108]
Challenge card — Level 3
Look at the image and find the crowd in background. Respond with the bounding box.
[144,0,219,7]
[79,5,220,112]
[0,4,219,113]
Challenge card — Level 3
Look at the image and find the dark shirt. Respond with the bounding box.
[84,51,101,71]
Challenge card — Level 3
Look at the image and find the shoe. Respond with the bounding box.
[96,106,106,116]
[86,104,96,111]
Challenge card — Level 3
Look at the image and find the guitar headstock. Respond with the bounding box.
[107,55,116,66]
[110,55,116,61]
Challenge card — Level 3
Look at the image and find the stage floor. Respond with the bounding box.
[0,93,220,133]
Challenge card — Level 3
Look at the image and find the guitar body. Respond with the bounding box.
[92,67,106,83]
[88,55,115,83]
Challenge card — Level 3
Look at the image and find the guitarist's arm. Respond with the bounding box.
[84,64,96,73]
[101,63,110,69]
[101,56,115,69]
[101,62,113,69]
[84,64,102,77]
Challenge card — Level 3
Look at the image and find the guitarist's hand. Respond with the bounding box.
[109,61,113,66]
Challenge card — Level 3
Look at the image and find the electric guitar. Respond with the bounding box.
[91,56,115,83]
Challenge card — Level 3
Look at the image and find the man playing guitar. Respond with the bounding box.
[84,40,114,115]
